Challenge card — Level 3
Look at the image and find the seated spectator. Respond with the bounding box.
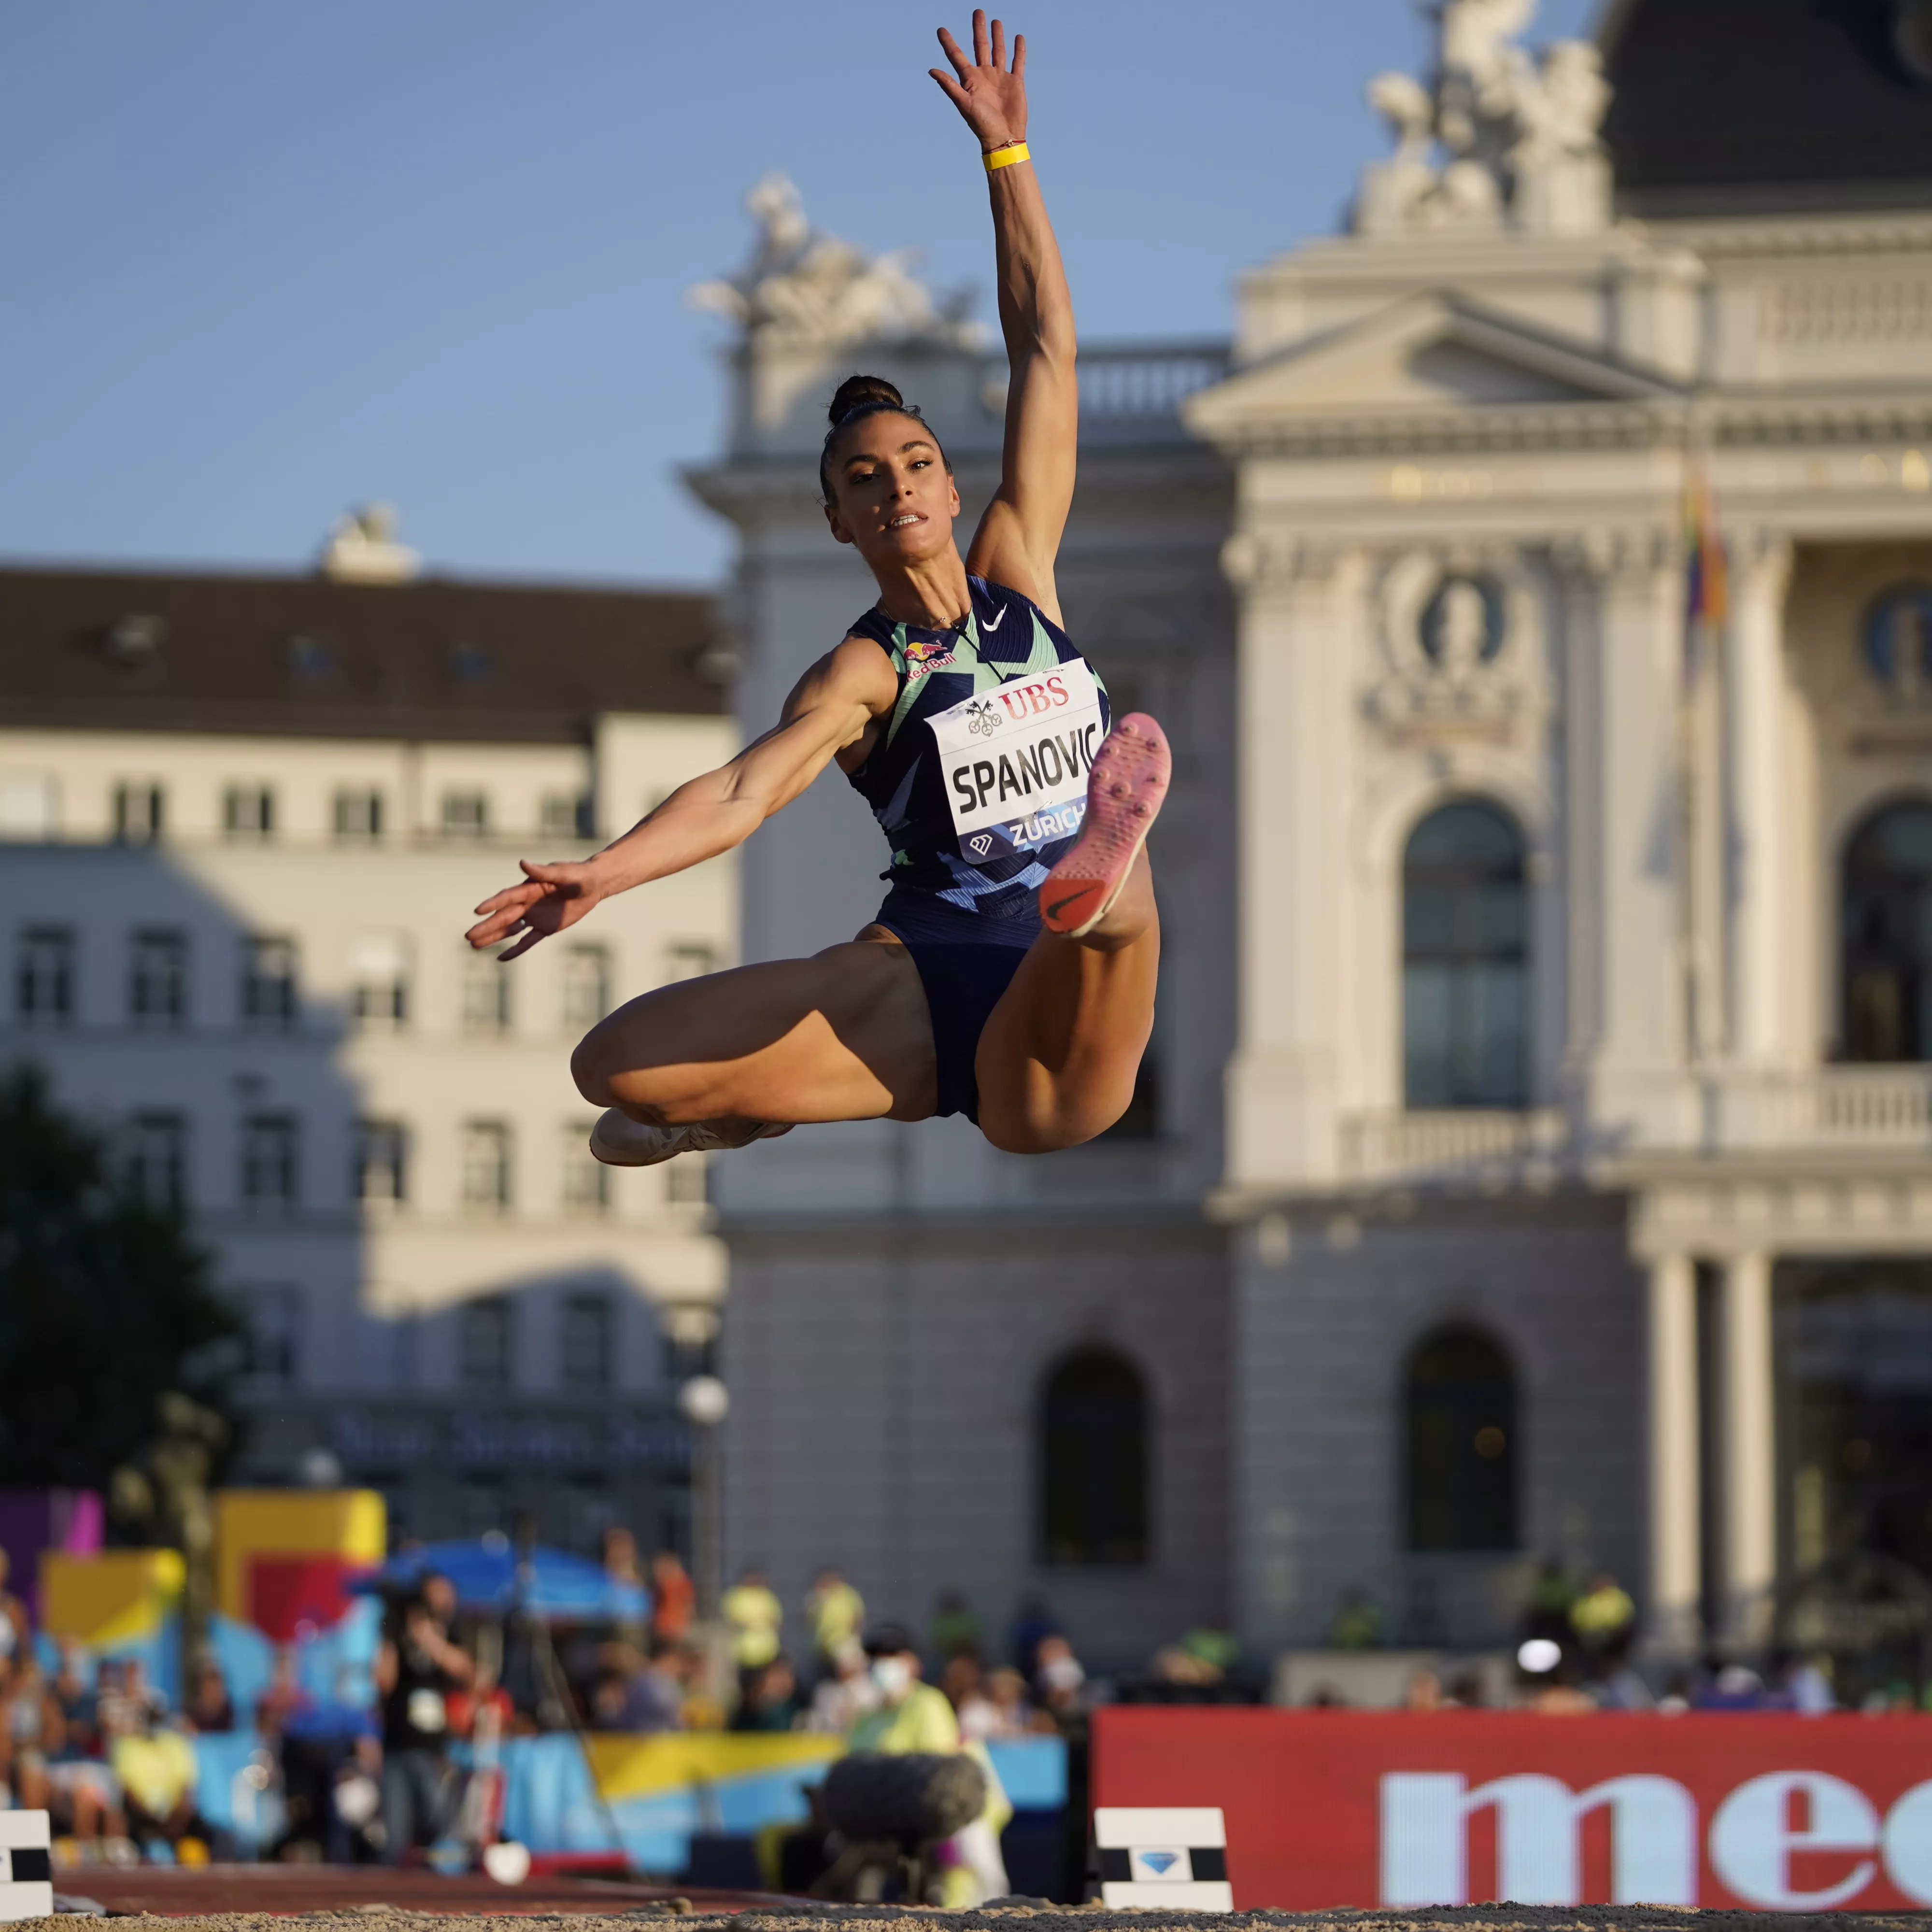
[1445,1668,1487,1709]
[111,1705,211,1852]
[649,1551,696,1647]
[0,1551,30,1691]
[255,1648,312,1738]
[588,1641,684,1733]
[1405,1667,1447,1711]
[950,1656,1023,1743]
[929,1590,980,1664]
[982,1665,1034,1738]
[601,1527,649,1648]
[2,1658,64,1811]
[182,1661,235,1734]
[1034,1634,1086,1720]
[1570,1571,1636,1662]
[1329,1588,1383,1651]
[730,1656,801,1733]
[804,1640,876,1735]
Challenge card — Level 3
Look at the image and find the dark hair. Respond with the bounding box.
[819,374,949,506]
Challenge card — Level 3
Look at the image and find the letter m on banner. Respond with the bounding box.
[1379,1773,1699,1906]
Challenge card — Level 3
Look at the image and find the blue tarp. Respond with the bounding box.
[348,1538,648,1622]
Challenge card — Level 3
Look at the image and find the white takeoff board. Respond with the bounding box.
[0,1811,53,1921]
[1094,1805,1234,1911]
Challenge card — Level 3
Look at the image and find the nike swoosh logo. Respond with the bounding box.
[1044,888,1093,923]
[980,607,1005,630]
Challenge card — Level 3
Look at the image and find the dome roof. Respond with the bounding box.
[1601,0,1932,215]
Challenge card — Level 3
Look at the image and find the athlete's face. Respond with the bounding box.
[823,413,961,571]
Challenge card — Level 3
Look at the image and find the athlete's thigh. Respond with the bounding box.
[571,938,937,1125]
[972,924,1158,1153]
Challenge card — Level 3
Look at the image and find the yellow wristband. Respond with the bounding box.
[983,141,1030,173]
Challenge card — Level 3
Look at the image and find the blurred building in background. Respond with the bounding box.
[698,0,1932,1664]
[0,535,739,1550]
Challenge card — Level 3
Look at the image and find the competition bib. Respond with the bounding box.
[930,660,1105,866]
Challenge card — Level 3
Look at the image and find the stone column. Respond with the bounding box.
[1726,533,1795,1066]
[1720,1249,1778,1642]
[1221,534,1351,1188]
[1647,1251,1702,1651]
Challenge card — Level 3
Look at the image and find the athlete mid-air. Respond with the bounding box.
[466,10,1170,1162]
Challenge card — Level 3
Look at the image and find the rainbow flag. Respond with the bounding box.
[1683,463,1728,685]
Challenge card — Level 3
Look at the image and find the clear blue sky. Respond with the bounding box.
[0,0,1596,587]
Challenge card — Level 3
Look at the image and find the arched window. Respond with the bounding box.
[1039,1348,1149,1565]
[1844,800,1932,1064]
[1403,800,1529,1108]
[1405,1324,1519,1553]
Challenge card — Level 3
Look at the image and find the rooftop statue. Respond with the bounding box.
[690,173,981,349]
[1357,0,1612,237]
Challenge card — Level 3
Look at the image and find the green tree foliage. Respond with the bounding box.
[0,1063,242,1487]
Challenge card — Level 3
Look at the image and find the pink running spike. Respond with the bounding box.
[1038,713,1171,939]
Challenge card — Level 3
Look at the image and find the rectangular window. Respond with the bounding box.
[350,930,410,1028]
[126,1112,187,1211]
[459,1295,513,1390]
[541,794,594,841]
[664,941,717,983]
[560,1292,613,1390]
[241,1113,299,1211]
[113,782,164,845]
[561,1123,610,1214]
[129,928,188,1028]
[461,949,511,1034]
[223,784,276,839]
[333,789,385,841]
[0,774,60,840]
[461,1120,511,1212]
[356,1120,409,1204]
[16,926,75,1027]
[666,1156,708,1206]
[242,936,298,1029]
[243,1284,302,1387]
[561,945,610,1029]
[441,792,489,839]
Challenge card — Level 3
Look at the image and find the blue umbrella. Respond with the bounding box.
[348,1534,649,1623]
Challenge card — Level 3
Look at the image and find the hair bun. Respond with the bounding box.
[827,374,904,426]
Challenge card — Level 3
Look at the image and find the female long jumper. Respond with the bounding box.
[467,12,1170,1162]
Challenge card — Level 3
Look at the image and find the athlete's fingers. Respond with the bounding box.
[495,924,548,964]
[518,858,584,886]
[471,881,542,918]
[972,8,990,69]
[936,26,972,83]
[930,67,972,110]
[990,15,1006,71]
[1011,31,1025,81]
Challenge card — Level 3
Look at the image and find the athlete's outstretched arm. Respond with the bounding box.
[466,638,896,961]
[930,10,1076,623]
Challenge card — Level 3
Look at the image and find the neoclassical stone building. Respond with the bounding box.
[699,0,1932,1672]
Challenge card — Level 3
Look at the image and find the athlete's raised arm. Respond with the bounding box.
[465,637,897,961]
[930,11,1076,624]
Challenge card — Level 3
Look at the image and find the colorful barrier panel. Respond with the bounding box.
[214,1490,386,1638]
[1092,1707,1932,1912]
[0,1491,101,1620]
[39,1548,184,1707]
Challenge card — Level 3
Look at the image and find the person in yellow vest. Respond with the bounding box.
[849,1625,1010,1906]
[805,1567,867,1674]
[721,1568,783,1675]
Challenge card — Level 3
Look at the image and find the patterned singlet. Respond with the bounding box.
[845,576,1110,942]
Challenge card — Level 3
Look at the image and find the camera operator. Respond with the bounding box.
[374,1572,474,1861]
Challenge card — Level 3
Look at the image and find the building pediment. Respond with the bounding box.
[1185,294,1684,440]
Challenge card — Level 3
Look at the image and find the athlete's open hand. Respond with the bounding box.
[467,859,606,963]
[931,9,1026,151]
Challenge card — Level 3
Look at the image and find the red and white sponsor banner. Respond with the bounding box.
[1091,1708,1932,1912]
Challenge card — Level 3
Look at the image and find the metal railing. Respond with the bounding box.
[1076,340,1232,419]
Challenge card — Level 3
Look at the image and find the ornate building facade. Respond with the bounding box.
[0,548,739,1549]
[700,0,1932,1672]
